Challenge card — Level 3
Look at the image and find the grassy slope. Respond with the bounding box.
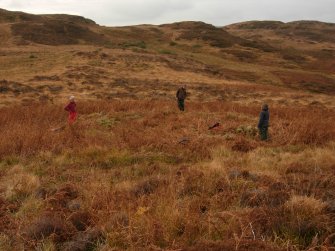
[1,101,335,250]
[0,9,335,250]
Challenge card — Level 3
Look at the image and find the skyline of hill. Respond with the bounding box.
[1,8,334,107]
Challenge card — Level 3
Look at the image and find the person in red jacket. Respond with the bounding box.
[64,96,77,124]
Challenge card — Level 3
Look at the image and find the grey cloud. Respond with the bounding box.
[81,0,196,25]
[0,0,334,26]
[2,0,26,9]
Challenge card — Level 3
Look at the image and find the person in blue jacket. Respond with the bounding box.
[258,104,270,141]
[176,86,187,111]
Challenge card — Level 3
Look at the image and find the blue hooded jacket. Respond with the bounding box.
[258,106,269,128]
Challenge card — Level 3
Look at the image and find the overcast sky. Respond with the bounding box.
[1,0,334,26]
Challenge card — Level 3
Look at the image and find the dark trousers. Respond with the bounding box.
[178,99,185,111]
[259,126,268,141]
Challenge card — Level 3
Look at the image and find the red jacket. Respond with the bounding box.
[65,101,76,113]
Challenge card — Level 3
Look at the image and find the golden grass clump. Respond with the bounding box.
[282,195,332,246]
[0,234,11,251]
[1,165,40,201]
[285,195,327,219]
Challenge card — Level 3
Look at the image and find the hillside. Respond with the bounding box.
[0,9,335,106]
[0,9,335,251]
[226,20,335,73]
[226,20,335,43]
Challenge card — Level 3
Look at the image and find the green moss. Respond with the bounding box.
[0,156,20,170]
[98,116,120,128]
[120,40,146,49]
[236,125,258,137]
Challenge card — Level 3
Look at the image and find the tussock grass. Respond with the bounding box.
[0,100,334,158]
[0,100,335,250]
[1,165,40,201]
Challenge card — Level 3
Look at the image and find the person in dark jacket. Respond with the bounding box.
[64,96,77,124]
[176,86,187,111]
[258,104,269,141]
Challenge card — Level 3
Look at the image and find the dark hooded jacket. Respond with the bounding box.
[258,107,269,128]
[176,87,187,100]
